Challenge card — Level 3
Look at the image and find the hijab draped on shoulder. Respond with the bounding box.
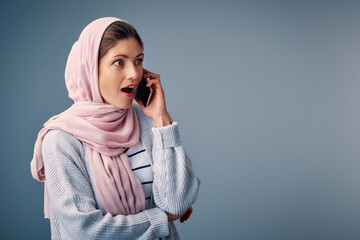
[30,17,146,219]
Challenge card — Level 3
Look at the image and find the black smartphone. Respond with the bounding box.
[136,77,153,107]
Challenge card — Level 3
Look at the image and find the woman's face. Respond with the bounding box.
[98,38,144,109]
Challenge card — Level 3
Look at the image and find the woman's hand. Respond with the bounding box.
[166,207,193,223]
[135,68,172,128]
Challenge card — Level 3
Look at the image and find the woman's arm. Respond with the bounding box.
[134,68,200,216]
[151,122,201,215]
[42,129,169,240]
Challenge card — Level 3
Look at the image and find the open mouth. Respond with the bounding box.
[121,86,135,94]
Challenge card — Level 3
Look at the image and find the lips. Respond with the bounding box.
[121,84,137,96]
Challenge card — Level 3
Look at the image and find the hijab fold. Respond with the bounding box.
[30,17,145,219]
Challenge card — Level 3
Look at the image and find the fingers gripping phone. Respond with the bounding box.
[136,77,153,107]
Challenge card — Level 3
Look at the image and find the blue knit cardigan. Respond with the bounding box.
[42,103,200,239]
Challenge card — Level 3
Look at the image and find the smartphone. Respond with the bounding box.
[136,77,153,107]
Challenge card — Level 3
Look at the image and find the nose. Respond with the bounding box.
[126,63,139,81]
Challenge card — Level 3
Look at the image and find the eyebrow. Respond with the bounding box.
[113,53,144,58]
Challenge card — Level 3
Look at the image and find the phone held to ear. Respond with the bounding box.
[136,77,153,107]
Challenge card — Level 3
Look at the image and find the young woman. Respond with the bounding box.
[30,17,200,239]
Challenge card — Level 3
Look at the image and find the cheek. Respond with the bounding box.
[99,71,122,92]
[137,68,144,80]
[103,79,122,96]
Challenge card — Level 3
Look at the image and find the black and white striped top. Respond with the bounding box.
[124,139,153,209]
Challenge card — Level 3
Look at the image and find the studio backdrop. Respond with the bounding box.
[1,0,360,239]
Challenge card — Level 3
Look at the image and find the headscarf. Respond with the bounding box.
[30,17,146,219]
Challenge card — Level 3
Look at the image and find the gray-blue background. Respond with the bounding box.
[1,0,360,239]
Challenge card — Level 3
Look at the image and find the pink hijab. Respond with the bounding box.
[30,17,145,219]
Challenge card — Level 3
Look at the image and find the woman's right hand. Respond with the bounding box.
[166,207,193,223]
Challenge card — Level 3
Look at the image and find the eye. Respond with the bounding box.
[114,59,124,66]
[135,59,143,65]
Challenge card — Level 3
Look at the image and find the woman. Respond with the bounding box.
[30,17,200,239]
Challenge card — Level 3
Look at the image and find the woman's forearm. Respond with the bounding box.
[151,121,201,215]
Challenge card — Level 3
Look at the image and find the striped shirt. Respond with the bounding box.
[125,141,153,209]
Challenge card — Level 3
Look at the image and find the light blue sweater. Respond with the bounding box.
[42,103,200,239]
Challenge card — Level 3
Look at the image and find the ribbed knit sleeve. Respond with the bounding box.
[151,122,201,215]
[42,129,169,240]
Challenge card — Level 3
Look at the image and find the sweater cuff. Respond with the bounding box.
[144,207,169,238]
[151,121,181,149]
